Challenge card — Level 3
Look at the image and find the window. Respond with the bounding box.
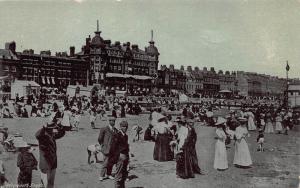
[3,65,9,71]
[11,66,16,72]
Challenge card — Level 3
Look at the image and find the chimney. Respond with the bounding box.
[29,49,34,54]
[104,40,111,46]
[187,66,192,72]
[86,37,90,50]
[218,70,223,74]
[40,50,51,56]
[70,46,75,57]
[203,67,207,72]
[194,66,199,71]
[210,67,215,72]
[131,44,138,51]
[115,41,120,46]
[180,65,184,71]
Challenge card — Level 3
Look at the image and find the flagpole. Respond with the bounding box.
[286,60,289,109]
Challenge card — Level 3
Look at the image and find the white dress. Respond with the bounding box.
[264,117,274,134]
[61,110,72,127]
[247,112,256,131]
[275,116,283,132]
[233,126,252,166]
[214,128,228,170]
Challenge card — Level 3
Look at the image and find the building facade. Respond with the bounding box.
[77,22,159,95]
[0,23,291,97]
[0,41,88,90]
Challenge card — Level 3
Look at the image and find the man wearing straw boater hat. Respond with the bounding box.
[98,116,119,181]
[35,120,65,188]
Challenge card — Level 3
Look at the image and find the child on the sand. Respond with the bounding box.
[0,160,8,187]
[257,129,264,152]
[87,143,102,164]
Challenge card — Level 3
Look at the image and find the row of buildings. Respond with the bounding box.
[0,21,297,97]
[156,64,293,97]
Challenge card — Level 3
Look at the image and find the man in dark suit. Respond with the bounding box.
[98,116,119,181]
[35,121,65,188]
[115,121,130,188]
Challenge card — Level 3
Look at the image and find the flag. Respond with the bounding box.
[286,61,290,71]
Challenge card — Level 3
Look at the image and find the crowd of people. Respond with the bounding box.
[0,91,299,188]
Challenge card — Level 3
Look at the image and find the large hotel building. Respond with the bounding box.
[0,21,159,95]
[0,21,295,97]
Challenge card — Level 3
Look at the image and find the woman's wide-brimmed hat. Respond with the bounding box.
[14,140,30,148]
[238,117,247,122]
[215,117,226,126]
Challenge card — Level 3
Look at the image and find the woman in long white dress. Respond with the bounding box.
[61,105,72,130]
[247,111,256,131]
[214,117,228,171]
[234,118,252,168]
[275,113,283,134]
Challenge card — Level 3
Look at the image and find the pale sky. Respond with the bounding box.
[0,0,299,78]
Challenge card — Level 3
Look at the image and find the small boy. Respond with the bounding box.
[17,142,38,187]
[89,108,97,129]
[144,124,154,141]
[257,129,264,152]
[132,125,143,142]
[87,143,102,164]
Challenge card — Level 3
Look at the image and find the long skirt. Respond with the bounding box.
[190,145,201,173]
[18,170,32,187]
[264,122,274,133]
[214,140,228,170]
[275,122,283,132]
[153,134,173,162]
[233,139,252,167]
[176,150,194,179]
[248,118,256,131]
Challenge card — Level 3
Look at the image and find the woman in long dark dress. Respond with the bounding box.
[175,119,194,178]
[186,119,202,174]
[153,115,173,162]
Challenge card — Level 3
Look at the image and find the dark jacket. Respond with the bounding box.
[116,131,129,156]
[98,126,119,156]
[35,127,65,172]
[17,151,38,171]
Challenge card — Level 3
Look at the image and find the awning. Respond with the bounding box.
[106,73,152,80]
[219,90,232,93]
[106,73,131,78]
[131,75,152,80]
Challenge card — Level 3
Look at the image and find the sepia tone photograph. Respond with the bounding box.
[0,0,299,187]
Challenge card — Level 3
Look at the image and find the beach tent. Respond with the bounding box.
[10,80,40,99]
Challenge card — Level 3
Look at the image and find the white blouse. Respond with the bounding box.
[177,126,188,149]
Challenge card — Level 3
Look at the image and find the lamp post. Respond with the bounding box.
[285,60,290,109]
